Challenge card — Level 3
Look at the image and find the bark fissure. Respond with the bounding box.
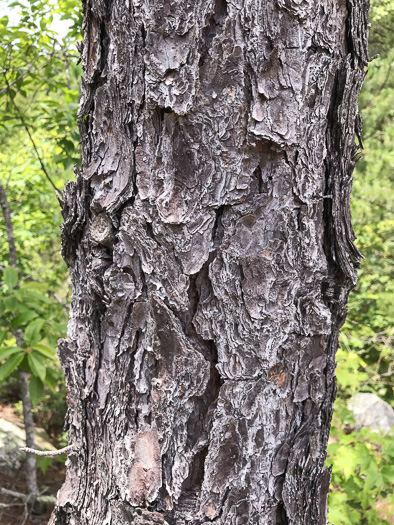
[199,0,228,67]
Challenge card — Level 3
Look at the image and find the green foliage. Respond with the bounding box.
[4,265,18,289]
[328,398,394,524]
[37,455,53,474]
[369,0,394,56]
[0,0,80,413]
[339,0,394,406]
[14,365,67,438]
[0,268,67,398]
[328,1,394,522]
[29,375,44,405]
[0,0,81,280]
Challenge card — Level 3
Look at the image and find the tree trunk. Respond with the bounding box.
[53,1,369,523]
[19,369,39,505]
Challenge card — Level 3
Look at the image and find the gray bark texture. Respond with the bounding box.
[53,1,369,524]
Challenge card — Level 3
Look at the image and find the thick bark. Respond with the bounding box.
[53,1,369,524]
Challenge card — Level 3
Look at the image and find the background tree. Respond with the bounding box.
[0,0,81,514]
[51,1,370,524]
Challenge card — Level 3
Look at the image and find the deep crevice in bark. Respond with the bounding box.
[181,445,209,494]
[253,164,263,194]
[211,204,225,250]
[276,501,289,525]
[198,0,228,67]
[345,0,355,62]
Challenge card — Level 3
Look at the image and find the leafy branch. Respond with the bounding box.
[3,74,62,195]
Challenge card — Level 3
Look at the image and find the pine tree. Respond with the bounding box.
[52,1,370,523]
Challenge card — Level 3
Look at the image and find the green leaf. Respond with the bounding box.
[10,309,38,328]
[0,352,24,383]
[32,343,56,359]
[37,456,52,474]
[18,355,30,374]
[29,375,44,405]
[21,281,48,292]
[44,368,57,392]
[348,509,362,524]
[24,318,45,346]
[4,295,20,312]
[333,445,360,480]
[4,266,18,289]
[360,488,375,510]
[27,351,46,382]
[381,465,394,483]
[0,330,7,346]
[15,289,51,305]
[328,492,353,525]
[0,345,23,361]
[364,470,384,492]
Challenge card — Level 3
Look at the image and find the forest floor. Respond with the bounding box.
[0,403,66,525]
[0,462,65,525]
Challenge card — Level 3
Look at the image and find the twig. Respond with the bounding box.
[20,444,75,457]
[0,488,29,525]
[48,290,69,310]
[0,487,28,501]
[0,181,18,268]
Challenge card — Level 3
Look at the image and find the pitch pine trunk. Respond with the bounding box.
[53,1,369,523]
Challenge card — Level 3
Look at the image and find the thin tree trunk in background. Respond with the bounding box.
[19,369,39,504]
[53,1,369,523]
[0,180,38,507]
[0,181,18,269]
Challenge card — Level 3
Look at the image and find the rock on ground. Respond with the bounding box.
[348,393,394,432]
[0,408,56,470]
